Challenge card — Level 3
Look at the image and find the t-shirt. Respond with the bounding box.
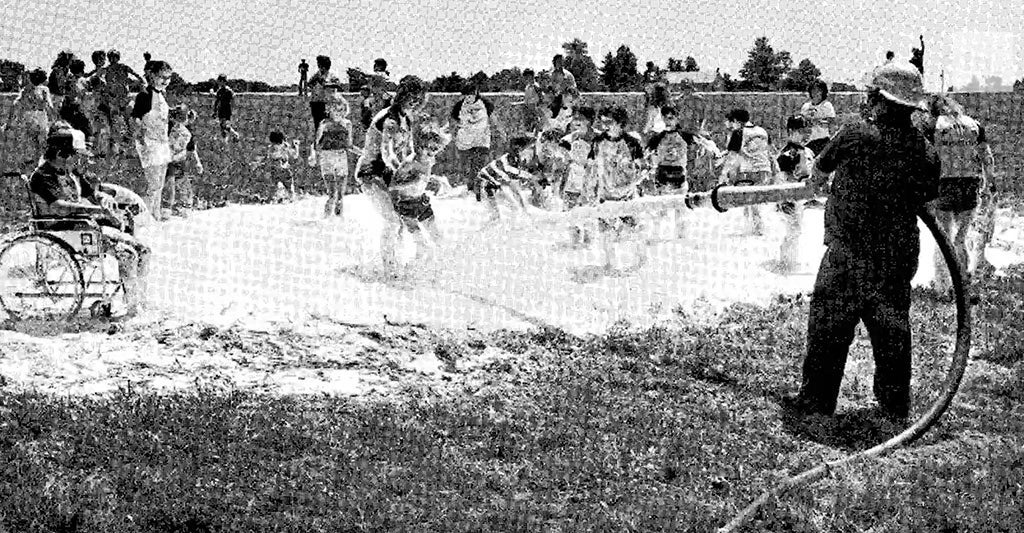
[299,62,309,76]
[801,100,836,141]
[451,96,494,150]
[309,71,342,102]
[317,119,352,151]
[590,132,644,201]
[131,86,170,145]
[647,129,697,170]
[548,69,577,96]
[29,161,96,214]
[360,107,413,172]
[933,114,986,179]
[103,63,138,99]
[726,124,773,174]
[524,83,541,106]
[814,119,940,252]
[775,141,815,183]
[478,153,529,186]
[215,86,235,119]
[560,129,597,193]
[390,158,435,198]
[168,123,196,162]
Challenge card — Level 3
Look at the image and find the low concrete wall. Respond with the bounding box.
[2,91,1023,203]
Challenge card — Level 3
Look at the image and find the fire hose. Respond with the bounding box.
[554,183,971,532]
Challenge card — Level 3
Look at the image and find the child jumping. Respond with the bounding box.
[315,91,354,217]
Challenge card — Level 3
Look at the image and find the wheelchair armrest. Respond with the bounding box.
[31,217,102,232]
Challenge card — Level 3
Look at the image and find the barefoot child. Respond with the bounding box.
[164,105,204,218]
[254,131,301,201]
[559,106,599,245]
[590,106,647,271]
[213,74,241,143]
[773,115,815,273]
[477,135,537,223]
[533,129,569,209]
[315,91,354,217]
[719,108,773,236]
[389,129,452,262]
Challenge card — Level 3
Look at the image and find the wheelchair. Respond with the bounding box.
[0,173,139,321]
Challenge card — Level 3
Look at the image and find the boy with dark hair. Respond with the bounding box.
[590,106,647,269]
[308,56,338,134]
[213,74,241,143]
[389,129,452,262]
[720,107,773,235]
[477,135,537,223]
[522,69,543,133]
[773,115,815,273]
[103,49,144,156]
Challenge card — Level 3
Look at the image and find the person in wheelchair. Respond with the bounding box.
[29,123,151,317]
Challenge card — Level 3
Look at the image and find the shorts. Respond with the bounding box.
[318,150,349,177]
[934,177,981,212]
[310,102,328,130]
[136,141,172,168]
[391,193,434,232]
[655,166,687,188]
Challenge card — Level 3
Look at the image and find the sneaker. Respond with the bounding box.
[780,394,833,417]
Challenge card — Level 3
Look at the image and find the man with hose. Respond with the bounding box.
[784,62,940,422]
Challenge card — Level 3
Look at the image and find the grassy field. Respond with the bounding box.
[1,265,1022,532]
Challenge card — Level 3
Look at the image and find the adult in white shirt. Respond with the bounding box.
[800,80,836,155]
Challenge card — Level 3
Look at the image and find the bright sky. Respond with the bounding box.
[2,0,1021,90]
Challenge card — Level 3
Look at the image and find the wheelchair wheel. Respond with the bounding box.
[0,233,86,321]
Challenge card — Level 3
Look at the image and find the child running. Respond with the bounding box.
[315,91,354,217]
[388,129,452,264]
[773,115,815,273]
[476,135,537,224]
[533,129,569,209]
[589,106,647,271]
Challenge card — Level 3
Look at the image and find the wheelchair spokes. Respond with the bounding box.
[0,235,86,321]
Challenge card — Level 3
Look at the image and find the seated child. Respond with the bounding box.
[389,129,452,262]
[476,135,537,223]
[773,115,815,273]
[315,91,354,217]
[590,106,647,270]
[164,105,203,218]
[29,124,150,317]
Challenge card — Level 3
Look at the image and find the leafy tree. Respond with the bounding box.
[962,75,981,92]
[739,36,793,91]
[831,82,858,92]
[430,71,465,93]
[1015,78,1024,92]
[489,67,524,92]
[667,57,685,72]
[165,72,191,94]
[469,71,489,91]
[781,58,821,91]
[684,56,699,72]
[561,38,602,91]
[600,45,641,91]
[0,59,25,92]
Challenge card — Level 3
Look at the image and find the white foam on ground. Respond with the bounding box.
[136,195,1023,335]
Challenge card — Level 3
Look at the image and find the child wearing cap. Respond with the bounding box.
[773,115,816,273]
[213,75,241,143]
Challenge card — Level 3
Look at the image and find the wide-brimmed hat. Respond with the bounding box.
[865,62,927,110]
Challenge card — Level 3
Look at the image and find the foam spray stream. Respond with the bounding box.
[556,183,970,532]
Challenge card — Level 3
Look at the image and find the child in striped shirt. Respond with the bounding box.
[477,136,537,223]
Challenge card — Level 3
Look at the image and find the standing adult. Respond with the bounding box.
[786,62,940,421]
[450,81,494,192]
[909,35,925,75]
[355,76,427,273]
[298,59,309,95]
[800,80,836,155]
[920,94,994,301]
[547,54,577,117]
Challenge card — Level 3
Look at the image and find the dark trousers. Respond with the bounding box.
[800,240,919,416]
